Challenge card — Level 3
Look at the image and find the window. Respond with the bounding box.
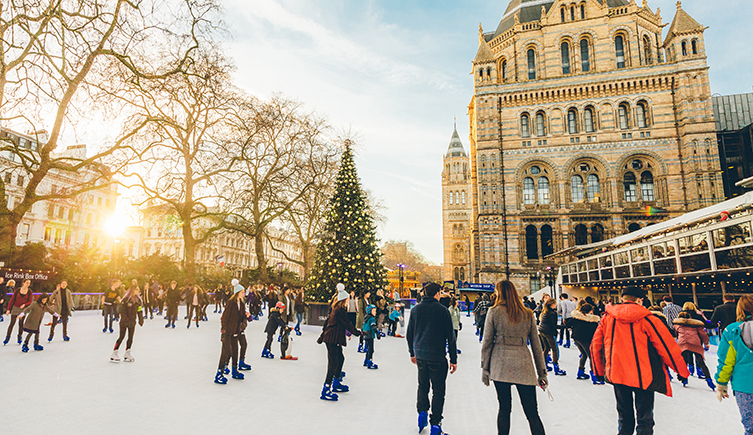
[624,172,637,202]
[48,203,55,219]
[691,39,698,55]
[461,191,466,204]
[64,231,71,245]
[97,197,102,206]
[561,7,565,22]
[580,4,585,19]
[641,171,655,201]
[571,175,584,203]
[587,174,600,202]
[615,35,626,69]
[521,114,531,138]
[486,67,491,78]
[575,224,588,246]
[592,224,604,243]
[527,49,536,80]
[570,6,575,21]
[538,176,550,204]
[580,39,590,72]
[17,175,23,187]
[58,207,65,219]
[501,60,507,80]
[44,227,51,241]
[567,109,579,134]
[478,69,483,79]
[526,225,539,260]
[561,42,571,74]
[523,177,535,205]
[628,223,641,233]
[541,225,553,257]
[3,172,10,184]
[682,41,688,56]
[530,276,541,292]
[584,107,595,132]
[618,103,630,129]
[643,35,652,64]
[636,101,649,128]
[535,112,546,136]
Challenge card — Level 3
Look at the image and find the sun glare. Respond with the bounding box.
[104,215,127,237]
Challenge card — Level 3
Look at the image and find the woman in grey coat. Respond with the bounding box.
[481,280,547,435]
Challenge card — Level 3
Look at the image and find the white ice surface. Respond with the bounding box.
[0,307,744,435]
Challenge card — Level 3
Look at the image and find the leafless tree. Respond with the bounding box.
[0,0,219,257]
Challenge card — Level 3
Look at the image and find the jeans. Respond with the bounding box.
[574,340,591,371]
[540,333,559,364]
[416,358,448,426]
[218,332,239,370]
[103,305,116,330]
[614,384,655,435]
[493,381,545,435]
[48,313,69,339]
[114,323,135,351]
[325,343,345,385]
[296,313,303,331]
[736,391,753,435]
[558,324,570,341]
[365,338,374,360]
[187,305,200,326]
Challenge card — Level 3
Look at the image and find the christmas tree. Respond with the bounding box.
[307,144,387,302]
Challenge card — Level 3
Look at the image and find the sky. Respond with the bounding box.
[220,0,753,265]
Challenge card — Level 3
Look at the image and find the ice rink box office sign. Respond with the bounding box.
[1,268,54,282]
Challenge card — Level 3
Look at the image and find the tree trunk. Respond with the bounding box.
[183,216,197,281]
[301,244,311,283]
[254,233,268,282]
[0,212,20,263]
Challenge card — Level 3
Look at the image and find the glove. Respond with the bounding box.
[482,369,490,386]
[717,384,728,402]
[538,376,549,390]
[17,312,25,318]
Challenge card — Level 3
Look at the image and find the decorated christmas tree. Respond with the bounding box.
[307,144,387,302]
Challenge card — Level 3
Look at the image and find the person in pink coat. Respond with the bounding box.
[673,311,714,390]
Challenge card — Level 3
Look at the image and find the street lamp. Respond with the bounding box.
[396,263,406,298]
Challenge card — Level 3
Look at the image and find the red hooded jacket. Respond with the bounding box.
[591,302,689,396]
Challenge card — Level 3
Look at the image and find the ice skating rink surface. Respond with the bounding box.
[0,307,743,435]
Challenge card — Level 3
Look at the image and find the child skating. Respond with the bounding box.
[361,304,379,369]
[262,302,287,359]
[18,293,59,352]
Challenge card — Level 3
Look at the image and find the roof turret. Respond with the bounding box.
[446,122,467,158]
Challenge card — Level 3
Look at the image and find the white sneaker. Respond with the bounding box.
[123,350,134,362]
[110,350,121,363]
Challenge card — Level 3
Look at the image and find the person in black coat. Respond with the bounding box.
[710,295,737,333]
[570,303,601,381]
[164,281,181,328]
[110,286,143,363]
[215,287,249,384]
[538,298,562,374]
[317,284,361,401]
[263,302,287,359]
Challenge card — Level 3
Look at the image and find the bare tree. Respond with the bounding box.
[223,96,339,282]
[0,0,218,256]
[381,239,439,282]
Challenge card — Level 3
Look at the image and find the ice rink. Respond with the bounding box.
[0,306,744,435]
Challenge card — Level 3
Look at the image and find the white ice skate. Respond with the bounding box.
[123,350,135,362]
[110,350,121,363]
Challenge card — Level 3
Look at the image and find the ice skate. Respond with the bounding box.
[214,369,227,385]
[165,322,171,328]
[577,369,590,380]
[553,364,567,376]
[2,337,8,345]
[590,371,604,385]
[33,344,44,351]
[47,336,53,342]
[63,335,70,342]
[320,383,338,401]
[332,378,349,392]
[238,360,252,371]
[696,367,707,379]
[280,355,298,360]
[366,360,379,370]
[109,328,114,333]
[110,350,121,363]
[418,411,428,433]
[21,344,29,352]
[563,340,571,348]
[687,364,695,377]
[430,423,448,435]
[123,350,134,362]
[231,367,244,380]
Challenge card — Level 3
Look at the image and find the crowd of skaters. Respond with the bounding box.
[2,272,753,435]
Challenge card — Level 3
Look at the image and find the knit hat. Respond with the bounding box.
[621,286,646,299]
[366,304,376,313]
[233,284,244,294]
[275,302,286,310]
[231,279,239,286]
[336,283,348,301]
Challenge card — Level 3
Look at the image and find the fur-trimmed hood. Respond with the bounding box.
[649,310,667,321]
[673,317,705,327]
[571,310,600,323]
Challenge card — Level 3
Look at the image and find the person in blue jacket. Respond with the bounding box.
[361,304,380,369]
[715,294,753,435]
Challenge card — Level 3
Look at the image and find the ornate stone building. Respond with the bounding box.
[459,0,721,293]
[442,124,473,282]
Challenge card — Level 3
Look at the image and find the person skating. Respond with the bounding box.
[538,298,565,376]
[316,283,361,401]
[715,294,753,435]
[570,303,601,383]
[361,304,380,369]
[110,285,144,363]
[356,289,371,353]
[48,280,73,342]
[18,293,59,352]
[262,302,286,359]
[183,283,202,329]
[448,298,461,355]
[591,286,689,435]
[474,294,490,342]
[710,294,737,334]
[390,302,405,338]
[406,283,457,435]
[214,283,224,313]
[164,280,180,328]
[557,293,576,348]
[674,312,714,390]
[102,280,121,333]
[0,277,5,322]
[4,279,32,345]
[481,281,547,435]
[464,294,471,317]
[215,282,250,384]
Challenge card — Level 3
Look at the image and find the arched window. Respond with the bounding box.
[561,42,571,74]
[628,223,641,233]
[615,35,626,69]
[691,39,698,55]
[575,224,588,246]
[636,101,649,128]
[580,4,585,19]
[567,108,579,134]
[526,225,539,260]
[561,7,565,23]
[527,49,536,80]
[478,69,483,79]
[501,60,507,80]
[641,171,655,201]
[535,112,546,136]
[461,191,466,204]
[571,174,584,203]
[521,113,531,138]
[591,224,604,243]
[618,103,630,129]
[643,35,653,64]
[587,174,600,202]
[580,39,591,72]
[682,41,688,56]
[541,225,554,257]
[570,6,575,21]
[584,107,595,132]
[538,176,550,204]
[523,177,535,205]
[624,172,637,202]
[459,267,465,281]
[486,67,492,78]
[449,192,453,204]
[454,267,460,281]
[453,224,458,234]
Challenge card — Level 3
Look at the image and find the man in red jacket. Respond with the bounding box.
[591,286,689,435]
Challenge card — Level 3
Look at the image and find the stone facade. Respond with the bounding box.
[461,0,720,293]
[441,125,473,282]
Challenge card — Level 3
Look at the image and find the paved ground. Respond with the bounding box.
[0,306,743,435]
